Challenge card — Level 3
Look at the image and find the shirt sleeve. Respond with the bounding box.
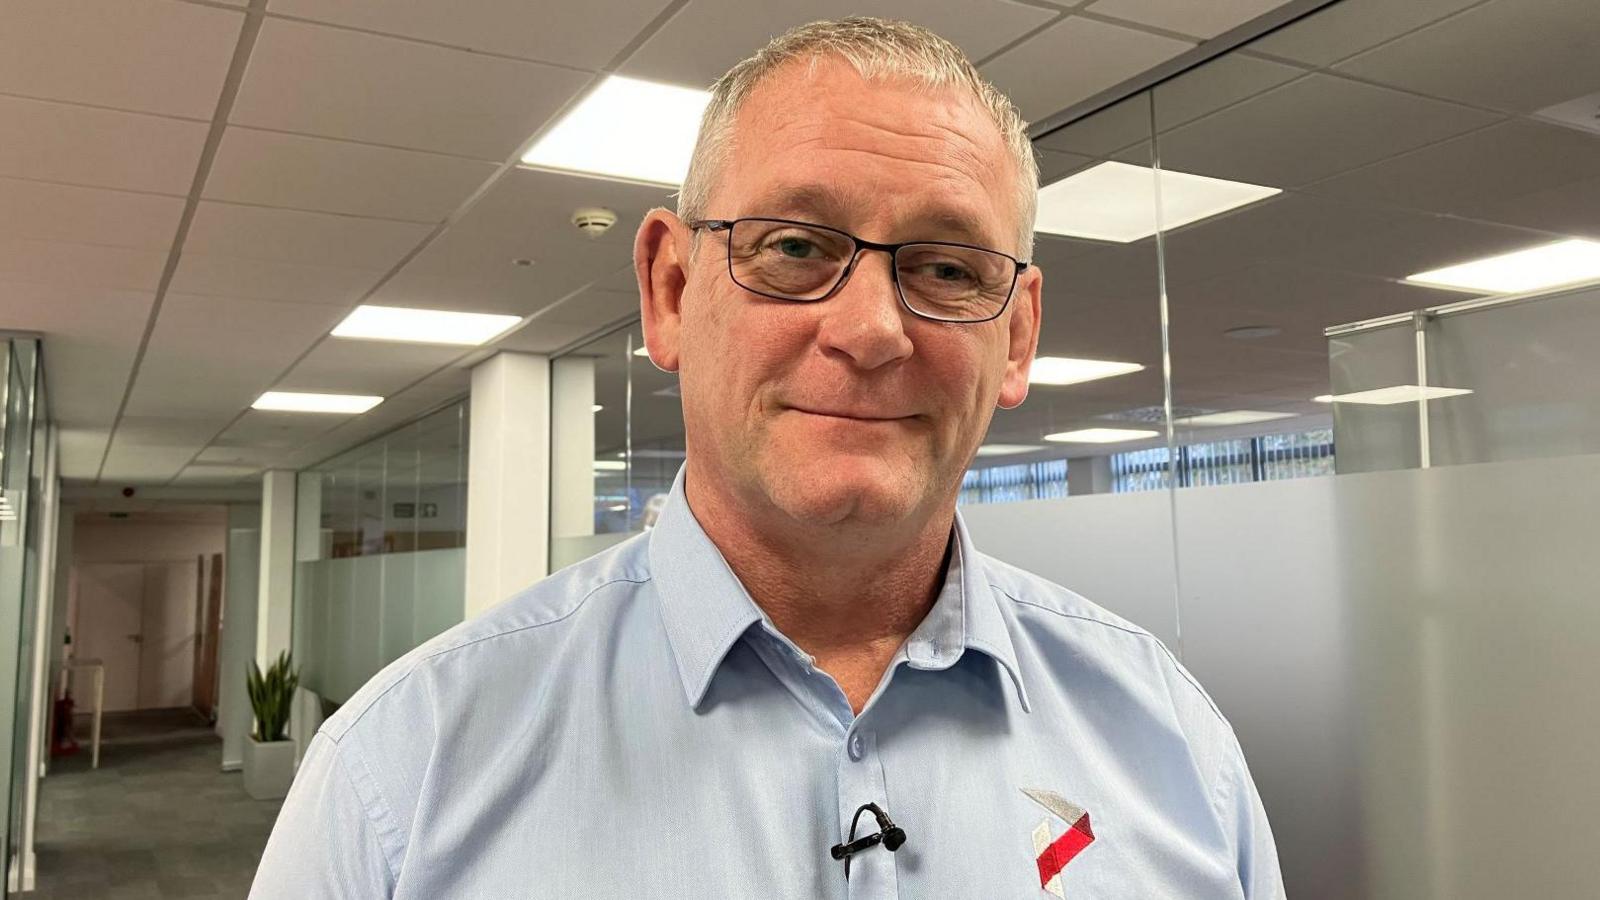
[1225,747,1286,900]
[249,732,398,899]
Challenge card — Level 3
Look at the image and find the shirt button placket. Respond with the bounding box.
[837,729,898,899]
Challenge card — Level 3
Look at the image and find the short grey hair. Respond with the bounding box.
[677,16,1038,260]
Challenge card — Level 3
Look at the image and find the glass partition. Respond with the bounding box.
[550,323,684,570]
[0,338,46,887]
[541,2,1600,894]
[1140,0,1600,895]
[293,400,468,705]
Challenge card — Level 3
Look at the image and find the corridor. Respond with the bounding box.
[32,710,280,899]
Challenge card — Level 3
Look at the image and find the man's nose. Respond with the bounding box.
[814,251,915,371]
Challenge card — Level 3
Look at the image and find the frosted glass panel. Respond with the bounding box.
[967,453,1600,899]
[296,548,465,705]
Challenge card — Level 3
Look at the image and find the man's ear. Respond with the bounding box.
[997,266,1042,410]
[635,208,690,374]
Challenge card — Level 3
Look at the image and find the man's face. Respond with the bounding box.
[662,59,1040,529]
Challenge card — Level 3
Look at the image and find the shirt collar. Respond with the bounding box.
[647,466,1031,714]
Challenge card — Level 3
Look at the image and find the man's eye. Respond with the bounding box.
[770,236,819,258]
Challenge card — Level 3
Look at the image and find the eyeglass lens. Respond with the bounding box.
[726,219,1015,322]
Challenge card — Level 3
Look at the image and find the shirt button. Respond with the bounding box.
[848,733,864,760]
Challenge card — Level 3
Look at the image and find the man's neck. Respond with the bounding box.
[684,466,955,712]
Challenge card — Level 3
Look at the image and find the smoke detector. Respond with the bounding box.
[572,207,618,237]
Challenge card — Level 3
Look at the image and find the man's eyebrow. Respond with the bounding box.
[741,184,1001,247]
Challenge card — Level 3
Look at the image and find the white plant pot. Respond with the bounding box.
[243,736,296,800]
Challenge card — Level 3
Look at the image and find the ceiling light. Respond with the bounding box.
[332,305,521,346]
[1405,239,1600,294]
[1030,357,1145,386]
[592,405,604,413]
[632,346,650,357]
[521,75,711,186]
[1314,385,1473,405]
[1036,161,1279,243]
[252,391,383,414]
[1174,410,1298,427]
[975,444,1043,457]
[1045,428,1159,443]
[593,460,627,471]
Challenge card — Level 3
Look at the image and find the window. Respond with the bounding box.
[1113,428,1335,494]
[959,459,1068,505]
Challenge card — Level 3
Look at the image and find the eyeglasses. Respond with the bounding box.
[688,217,1027,324]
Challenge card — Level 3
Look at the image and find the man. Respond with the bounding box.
[252,17,1282,898]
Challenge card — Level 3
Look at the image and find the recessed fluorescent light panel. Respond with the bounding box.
[632,346,650,357]
[252,392,383,414]
[521,75,712,185]
[332,305,520,346]
[1175,410,1298,427]
[1404,239,1600,294]
[975,444,1043,457]
[1314,385,1473,405]
[1045,428,1159,444]
[593,460,627,471]
[1030,357,1145,386]
[1036,161,1280,243]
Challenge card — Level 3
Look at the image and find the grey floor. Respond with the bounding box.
[30,708,282,899]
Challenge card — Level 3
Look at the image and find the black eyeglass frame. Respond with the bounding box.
[688,217,1030,324]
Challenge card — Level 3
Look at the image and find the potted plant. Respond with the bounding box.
[242,651,299,800]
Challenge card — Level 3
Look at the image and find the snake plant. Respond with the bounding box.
[247,651,299,743]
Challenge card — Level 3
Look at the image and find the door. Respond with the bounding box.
[138,562,197,709]
[72,564,145,712]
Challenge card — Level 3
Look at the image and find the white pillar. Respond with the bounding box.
[256,470,295,667]
[465,352,550,617]
[550,356,596,539]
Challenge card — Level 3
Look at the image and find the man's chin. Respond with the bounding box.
[761,455,927,528]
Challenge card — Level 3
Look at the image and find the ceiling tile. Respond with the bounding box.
[1033,94,1153,158]
[494,321,610,354]
[0,177,184,249]
[0,281,154,427]
[215,409,347,453]
[231,19,593,161]
[1148,74,1502,187]
[185,201,433,269]
[1086,0,1291,40]
[169,253,384,306]
[622,0,1057,88]
[203,127,497,222]
[370,166,672,315]
[1150,53,1304,131]
[58,429,112,480]
[269,0,678,69]
[113,415,229,449]
[0,0,241,119]
[982,16,1194,123]
[0,95,208,194]
[0,238,167,291]
[125,293,348,419]
[1036,149,1093,184]
[100,442,201,483]
[172,464,261,484]
[278,338,465,397]
[1307,120,1600,226]
[1247,0,1481,66]
[1334,0,1600,114]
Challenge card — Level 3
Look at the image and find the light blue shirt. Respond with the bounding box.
[251,471,1282,898]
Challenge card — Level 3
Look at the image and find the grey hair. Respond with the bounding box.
[677,16,1038,260]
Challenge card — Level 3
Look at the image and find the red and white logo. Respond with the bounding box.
[1022,788,1096,898]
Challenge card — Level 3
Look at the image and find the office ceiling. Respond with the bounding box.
[2,0,1595,488]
